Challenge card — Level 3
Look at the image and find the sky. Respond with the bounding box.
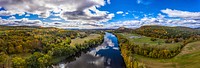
[0,0,200,29]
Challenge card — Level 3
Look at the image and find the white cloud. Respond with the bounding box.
[107,0,111,4]
[121,12,129,16]
[122,14,126,16]
[106,12,200,29]
[8,16,16,20]
[0,17,110,29]
[116,11,124,14]
[0,10,15,16]
[0,0,114,23]
[0,18,43,26]
[161,8,200,18]
[1,1,199,29]
[137,0,142,4]
[125,12,129,14]
[54,14,60,16]
[157,13,165,19]
[39,11,50,18]
[42,21,107,29]
[60,6,115,23]
[0,10,25,16]
[25,14,30,17]
[137,0,152,5]
[159,8,200,28]
[107,20,141,28]
[50,18,62,21]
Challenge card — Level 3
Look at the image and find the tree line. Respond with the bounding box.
[0,26,104,68]
[114,26,200,68]
[135,26,200,41]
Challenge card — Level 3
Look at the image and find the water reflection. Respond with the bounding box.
[53,32,125,68]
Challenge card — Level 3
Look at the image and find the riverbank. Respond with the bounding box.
[51,34,104,65]
[112,26,200,68]
[53,32,126,68]
[115,32,200,68]
[0,26,105,68]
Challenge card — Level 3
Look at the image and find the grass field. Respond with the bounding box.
[119,33,182,50]
[133,41,200,68]
[118,33,200,68]
[70,34,101,46]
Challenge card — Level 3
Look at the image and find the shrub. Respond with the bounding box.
[150,38,157,41]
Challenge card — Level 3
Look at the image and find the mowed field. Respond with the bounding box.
[70,34,102,46]
[119,33,200,68]
[119,33,182,50]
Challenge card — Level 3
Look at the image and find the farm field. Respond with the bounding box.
[119,33,182,50]
[115,26,200,68]
[70,34,102,46]
[133,41,200,68]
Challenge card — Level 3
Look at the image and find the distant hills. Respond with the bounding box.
[0,25,199,30]
[115,26,134,33]
[117,25,200,31]
[194,27,200,29]
[135,25,200,39]
[114,25,200,39]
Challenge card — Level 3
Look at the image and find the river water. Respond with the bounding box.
[53,32,125,68]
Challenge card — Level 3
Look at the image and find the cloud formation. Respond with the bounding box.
[107,0,111,4]
[116,11,124,14]
[0,0,114,23]
[107,9,200,28]
[161,9,200,19]
[0,18,43,26]
[116,11,129,16]
[60,7,114,23]
[50,18,62,21]
[137,0,153,5]
[0,0,199,29]
[0,10,24,16]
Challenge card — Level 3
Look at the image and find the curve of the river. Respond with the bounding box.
[53,32,125,68]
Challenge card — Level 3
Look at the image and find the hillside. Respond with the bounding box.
[0,26,104,68]
[135,25,200,39]
[114,25,200,68]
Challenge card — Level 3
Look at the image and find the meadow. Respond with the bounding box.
[119,33,182,50]
[115,26,200,68]
[70,34,101,46]
[133,41,200,68]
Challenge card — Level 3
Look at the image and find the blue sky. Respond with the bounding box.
[0,0,200,29]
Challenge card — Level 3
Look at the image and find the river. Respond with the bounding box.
[53,32,126,68]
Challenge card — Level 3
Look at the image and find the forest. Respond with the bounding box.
[0,26,104,68]
[114,26,200,68]
[1,25,200,68]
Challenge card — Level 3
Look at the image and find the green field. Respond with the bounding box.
[116,32,200,68]
[119,33,182,50]
[115,26,200,68]
[70,34,101,46]
[133,41,200,68]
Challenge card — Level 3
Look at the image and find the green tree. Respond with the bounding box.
[12,57,26,68]
[65,37,71,44]
[38,54,52,67]
[0,52,9,68]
